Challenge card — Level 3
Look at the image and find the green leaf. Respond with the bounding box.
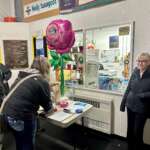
[62,54,72,61]
[54,64,59,70]
[53,60,59,66]
[50,51,59,59]
[50,58,61,70]
[58,59,61,67]
[50,59,55,66]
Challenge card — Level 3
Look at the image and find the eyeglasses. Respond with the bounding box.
[137,60,148,63]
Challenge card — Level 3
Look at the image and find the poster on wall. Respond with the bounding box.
[119,26,130,36]
[23,0,59,22]
[60,0,125,14]
[3,40,28,69]
[33,36,47,57]
[101,49,120,63]
[36,38,45,56]
[109,36,119,49]
[59,0,77,13]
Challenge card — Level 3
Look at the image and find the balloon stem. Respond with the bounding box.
[60,55,64,96]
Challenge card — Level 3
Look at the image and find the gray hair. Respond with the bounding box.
[137,52,150,61]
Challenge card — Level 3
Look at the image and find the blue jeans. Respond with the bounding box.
[7,116,37,150]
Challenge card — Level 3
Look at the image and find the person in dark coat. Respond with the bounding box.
[120,52,150,150]
[2,56,53,150]
[0,63,12,105]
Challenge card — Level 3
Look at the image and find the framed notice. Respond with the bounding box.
[33,36,48,57]
[59,0,76,11]
[3,40,28,69]
[109,36,119,49]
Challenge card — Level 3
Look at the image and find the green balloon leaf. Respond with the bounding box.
[62,54,72,61]
[50,59,55,66]
[50,51,59,59]
[50,59,60,70]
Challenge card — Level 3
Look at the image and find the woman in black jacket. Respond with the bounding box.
[2,56,53,150]
[120,52,150,150]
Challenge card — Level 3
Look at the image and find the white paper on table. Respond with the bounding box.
[48,111,73,122]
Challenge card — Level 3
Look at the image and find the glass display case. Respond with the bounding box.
[64,30,84,96]
[65,30,84,84]
[84,24,133,93]
[60,23,134,95]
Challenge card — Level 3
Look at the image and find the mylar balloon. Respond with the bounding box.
[46,19,75,54]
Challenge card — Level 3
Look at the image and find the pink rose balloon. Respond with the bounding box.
[46,19,75,54]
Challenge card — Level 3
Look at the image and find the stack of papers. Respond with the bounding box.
[48,111,73,122]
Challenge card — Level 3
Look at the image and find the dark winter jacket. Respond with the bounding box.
[3,69,52,120]
[120,67,150,116]
[0,64,12,105]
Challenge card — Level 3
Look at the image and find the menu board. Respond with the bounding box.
[3,40,28,68]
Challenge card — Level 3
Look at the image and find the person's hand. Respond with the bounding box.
[50,82,60,88]
[120,103,125,112]
[39,107,56,118]
[45,108,56,117]
[39,111,47,118]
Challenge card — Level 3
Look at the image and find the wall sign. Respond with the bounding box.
[33,36,48,57]
[3,40,28,69]
[60,0,125,14]
[119,26,130,36]
[23,0,59,22]
[59,0,76,12]
[109,36,119,49]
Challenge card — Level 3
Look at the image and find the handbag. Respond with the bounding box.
[0,74,40,133]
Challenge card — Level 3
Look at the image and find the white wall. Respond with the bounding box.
[0,22,31,85]
[29,0,150,64]
[28,0,150,143]
[0,0,15,21]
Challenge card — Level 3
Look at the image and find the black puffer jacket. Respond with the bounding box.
[0,64,12,105]
[3,69,52,120]
[120,67,150,116]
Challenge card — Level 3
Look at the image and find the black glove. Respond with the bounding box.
[120,102,125,112]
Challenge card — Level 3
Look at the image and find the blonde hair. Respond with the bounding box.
[137,52,150,61]
[31,56,50,79]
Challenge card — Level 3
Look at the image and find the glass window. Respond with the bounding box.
[65,30,84,87]
[84,24,133,93]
